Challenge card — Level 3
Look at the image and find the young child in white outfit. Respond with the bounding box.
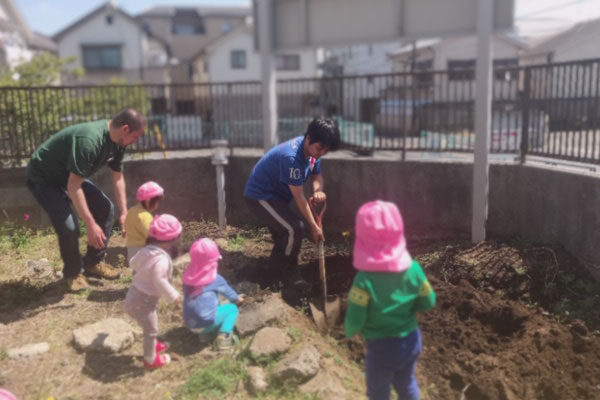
[124,214,182,369]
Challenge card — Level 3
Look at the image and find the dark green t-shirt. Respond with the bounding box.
[26,120,125,188]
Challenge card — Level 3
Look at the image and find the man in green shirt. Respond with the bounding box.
[26,108,146,291]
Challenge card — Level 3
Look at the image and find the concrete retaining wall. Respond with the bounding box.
[1,155,598,274]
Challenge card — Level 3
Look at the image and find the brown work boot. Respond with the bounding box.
[85,262,120,280]
[65,274,89,292]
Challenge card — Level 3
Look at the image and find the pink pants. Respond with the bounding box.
[124,286,159,363]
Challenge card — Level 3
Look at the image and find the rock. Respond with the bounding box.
[72,318,136,353]
[273,345,320,383]
[26,258,53,278]
[172,253,190,273]
[236,294,288,337]
[299,370,347,399]
[249,327,291,359]
[246,366,268,394]
[8,342,49,359]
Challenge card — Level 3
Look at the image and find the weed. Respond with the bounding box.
[75,288,93,299]
[334,356,344,366]
[175,356,246,400]
[0,220,36,250]
[116,274,133,285]
[288,326,302,342]
[227,234,245,251]
[0,348,7,360]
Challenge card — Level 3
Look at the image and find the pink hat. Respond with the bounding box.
[136,181,164,202]
[183,238,222,287]
[353,200,412,273]
[148,214,182,242]
[0,389,17,400]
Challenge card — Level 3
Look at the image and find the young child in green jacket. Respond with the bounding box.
[344,200,436,400]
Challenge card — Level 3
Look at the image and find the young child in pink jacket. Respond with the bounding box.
[124,214,182,370]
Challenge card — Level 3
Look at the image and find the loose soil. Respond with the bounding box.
[1,221,600,399]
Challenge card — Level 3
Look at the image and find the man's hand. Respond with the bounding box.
[310,224,324,243]
[312,191,327,203]
[119,213,127,238]
[237,294,246,304]
[87,221,107,249]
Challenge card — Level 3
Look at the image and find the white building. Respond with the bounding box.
[323,42,400,76]
[53,2,170,84]
[0,0,56,69]
[522,18,600,65]
[192,23,323,83]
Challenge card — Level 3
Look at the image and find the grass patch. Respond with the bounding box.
[227,234,246,251]
[175,356,246,400]
[288,326,302,342]
[0,348,7,360]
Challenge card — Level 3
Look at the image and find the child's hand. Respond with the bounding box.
[237,294,246,304]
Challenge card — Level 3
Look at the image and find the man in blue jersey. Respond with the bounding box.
[244,117,341,291]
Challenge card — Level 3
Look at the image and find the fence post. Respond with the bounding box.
[520,66,531,164]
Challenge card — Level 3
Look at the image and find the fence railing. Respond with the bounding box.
[1,58,600,167]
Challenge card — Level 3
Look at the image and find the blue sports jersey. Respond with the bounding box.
[244,136,321,202]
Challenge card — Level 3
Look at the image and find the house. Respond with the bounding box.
[323,42,400,76]
[522,18,600,65]
[53,2,170,85]
[181,21,324,130]
[136,6,249,83]
[192,22,323,83]
[0,0,56,69]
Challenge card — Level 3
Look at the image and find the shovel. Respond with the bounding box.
[308,198,341,332]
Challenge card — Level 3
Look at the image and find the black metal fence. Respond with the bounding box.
[1,58,600,167]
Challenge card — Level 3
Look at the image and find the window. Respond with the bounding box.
[230,50,246,69]
[186,63,195,81]
[142,22,152,34]
[448,59,475,80]
[414,59,433,86]
[82,45,121,69]
[494,58,518,80]
[276,54,300,71]
[172,23,205,34]
[222,21,233,33]
[106,15,113,25]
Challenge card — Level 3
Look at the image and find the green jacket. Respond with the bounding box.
[344,260,436,340]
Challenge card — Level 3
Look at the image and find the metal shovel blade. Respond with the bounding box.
[309,295,341,332]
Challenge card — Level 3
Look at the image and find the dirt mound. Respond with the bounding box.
[423,241,600,330]
[293,243,600,400]
[422,277,600,400]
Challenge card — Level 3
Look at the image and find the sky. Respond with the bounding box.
[13,0,600,39]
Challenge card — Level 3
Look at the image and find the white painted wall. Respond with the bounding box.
[57,10,144,71]
[0,30,32,69]
[391,36,520,72]
[207,28,322,83]
[546,34,600,62]
[325,41,399,75]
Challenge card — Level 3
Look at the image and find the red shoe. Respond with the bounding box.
[156,340,169,353]
[144,353,171,370]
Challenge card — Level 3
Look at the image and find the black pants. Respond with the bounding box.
[244,197,304,273]
[26,179,114,278]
